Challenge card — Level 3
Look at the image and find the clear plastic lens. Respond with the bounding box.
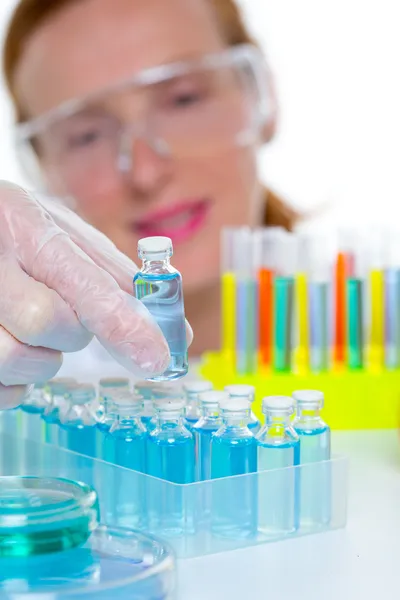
[15,45,268,196]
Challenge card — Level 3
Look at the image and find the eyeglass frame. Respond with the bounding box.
[14,44,273,146]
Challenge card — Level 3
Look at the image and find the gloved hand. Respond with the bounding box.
[0,182,193,409]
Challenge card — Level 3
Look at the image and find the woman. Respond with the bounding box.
[0,0,298,407]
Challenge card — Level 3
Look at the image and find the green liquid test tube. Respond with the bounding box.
[273,276,294,372]
[347,278,364,369]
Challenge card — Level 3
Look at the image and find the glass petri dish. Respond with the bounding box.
[0,525,176,599]
[0,477,99,558]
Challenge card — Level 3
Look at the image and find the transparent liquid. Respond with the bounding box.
[61,425,98,459]
[0,526,175,599]
[0,488,93,558]
[295,425,331,529]
[248,414,261,434]
[211,436,257,539]
[147,433,195,537]
[42,413,60,446]
[134,272,188,380]
[104,429,147,530]
[0,409,21,475]
[193,422,220,481]
[21,411,44,474]
[257,441,300,536]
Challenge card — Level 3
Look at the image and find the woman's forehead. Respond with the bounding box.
[15,0,226,118]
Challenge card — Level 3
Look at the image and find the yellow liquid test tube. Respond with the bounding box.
[368,269,384,369]
[221,271,236,365]
[295,272,310,371]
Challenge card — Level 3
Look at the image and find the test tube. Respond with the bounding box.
[272,231,297,372]
[366,229,385,369]
[233,227,258,375]
[383,228,400,369]
[258,227,283,368]
[221,227,237,364]
[299,232,332,373]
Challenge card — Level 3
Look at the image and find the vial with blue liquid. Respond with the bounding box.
[134,236,188,381]
[59,384,98,458]
[134,380,156,429]
[183,380,213,430]
[97,378,130,433]
[104,392,148,529]
[42,378,76,446]
[192,390,228,481]
[224,384,261,433]
[211,398,257,539]
[147,399,195,537]
[256,396,300,536]
[293,389,331,529]
[20,383,48,474]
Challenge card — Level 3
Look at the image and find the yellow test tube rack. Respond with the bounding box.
[200,351,400,430]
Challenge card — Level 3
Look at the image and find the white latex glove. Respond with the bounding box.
[0,182,193,408]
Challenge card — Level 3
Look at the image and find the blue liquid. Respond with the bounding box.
[257,440,300,535]
[147,432,195,537]
[248,415,261,434]
[0,409,21,475]
[61,425,98,458]
[104,428,148,529]
[185,415,200,431]
[211,436,257,539]
[193,423,220,481]
[134,272,188,380]
[147,434,194,484]
[295,426,331,529]
[21,409,44,474]
[42,413,60,446]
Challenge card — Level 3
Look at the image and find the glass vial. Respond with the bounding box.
[42,379,76,446]
[183,380,213,429]
[224,384,261,433]
[256,396,300,536]
[292,389,331,529]
[147,400,195,538]
[193,391,228,481]
[211,398,257,539]
[104,392,148,530]
[134,236,188,381]
[59,384,98,458]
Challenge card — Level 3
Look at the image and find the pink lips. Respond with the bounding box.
[133,199,210,244]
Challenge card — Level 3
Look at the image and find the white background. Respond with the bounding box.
[0,0,399,226]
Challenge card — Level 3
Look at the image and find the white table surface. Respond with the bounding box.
[177,430,400,599]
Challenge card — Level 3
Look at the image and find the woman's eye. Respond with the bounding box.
[68,129,102,148]
[169,90,206,108]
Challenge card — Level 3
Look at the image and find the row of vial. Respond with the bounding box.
[19,378,330,484]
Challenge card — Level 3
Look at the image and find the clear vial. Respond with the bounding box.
[21,383,49,474]
[224,384,261,433]
[211,398,257,540]
[97,378,130,434]
[183,380,213,429]
[147,400,195,538]
[134,236,188,381]
[292,389,331,529]
[59,384,98,458]
[104,392,148,530]
[42,378,76,446]
[137,381,183,432]
[104,393,147,472]
[256,396,300,536]
[193,391,228,481]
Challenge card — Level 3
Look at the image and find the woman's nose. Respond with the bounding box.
[118,133,173,197]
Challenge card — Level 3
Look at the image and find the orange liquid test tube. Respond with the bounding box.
[334,252,347,364]
[259,268,274,367]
